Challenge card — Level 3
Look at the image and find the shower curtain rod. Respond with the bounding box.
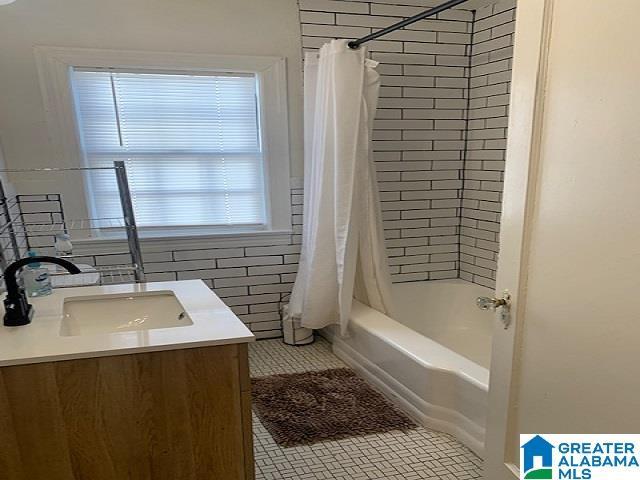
[348,0,470,49]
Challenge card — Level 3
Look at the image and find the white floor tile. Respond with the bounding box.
[250,338,483,480]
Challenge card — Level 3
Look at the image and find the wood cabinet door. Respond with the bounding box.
[0,344,253,480]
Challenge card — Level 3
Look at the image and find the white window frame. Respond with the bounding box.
[35,46,292,239]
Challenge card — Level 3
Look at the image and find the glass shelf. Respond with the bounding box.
[0,218,128,238]
[48,264,138,288]
[0,163,145,284]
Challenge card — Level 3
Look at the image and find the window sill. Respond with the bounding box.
[73,229,295,255]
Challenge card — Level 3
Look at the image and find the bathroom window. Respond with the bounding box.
[36,47,291,238]
[72,69,267,229]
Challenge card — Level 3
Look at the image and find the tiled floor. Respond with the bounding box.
[249,338,483,480]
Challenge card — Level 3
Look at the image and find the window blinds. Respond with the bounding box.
[71,69,266,228]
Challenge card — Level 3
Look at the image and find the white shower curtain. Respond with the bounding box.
[285,40,394,345]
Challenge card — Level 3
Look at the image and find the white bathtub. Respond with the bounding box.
[331,279,493,457]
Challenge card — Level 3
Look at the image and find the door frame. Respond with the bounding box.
[483,0,555,478]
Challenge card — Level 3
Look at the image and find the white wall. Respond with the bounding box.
[0,0,304,177]
[514,0,640,433]
[484,3,640,476]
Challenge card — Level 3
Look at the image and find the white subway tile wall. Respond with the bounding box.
[299,0,476,283]
[39,181,304,340]
[299,0,515,289]
[460,0,516,289]
[139,181,303,338]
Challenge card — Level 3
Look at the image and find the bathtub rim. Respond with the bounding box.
[349,300,490,389]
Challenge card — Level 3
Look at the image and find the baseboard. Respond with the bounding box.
[317,326,336,342]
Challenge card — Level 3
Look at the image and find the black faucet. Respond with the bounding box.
[3,256,81,327]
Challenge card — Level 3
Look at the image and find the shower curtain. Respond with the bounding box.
[285,40,394,345]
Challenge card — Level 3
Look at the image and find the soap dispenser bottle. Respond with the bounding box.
[54,232,73,257]
[22,251,53,297]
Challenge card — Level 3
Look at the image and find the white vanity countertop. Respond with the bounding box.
[0,280,255,367]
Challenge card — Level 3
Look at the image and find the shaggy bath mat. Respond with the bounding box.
[251,368,417,447]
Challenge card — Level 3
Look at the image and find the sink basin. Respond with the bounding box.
[60,291,193,336]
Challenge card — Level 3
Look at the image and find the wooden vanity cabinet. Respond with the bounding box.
[0,343,254,480]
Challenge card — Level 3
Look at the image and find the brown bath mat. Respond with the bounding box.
[251,368,417,447]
